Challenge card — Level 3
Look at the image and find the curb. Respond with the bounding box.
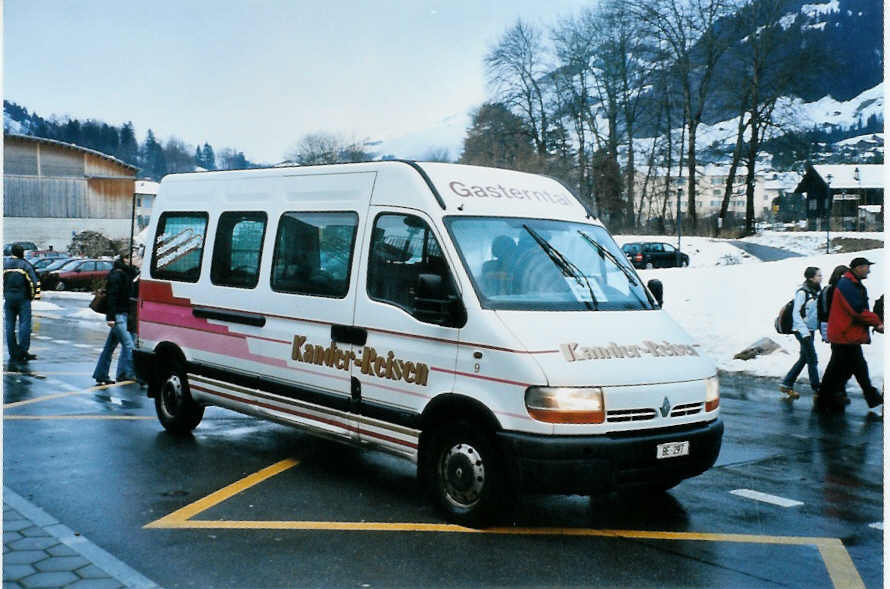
[4,488,161,589]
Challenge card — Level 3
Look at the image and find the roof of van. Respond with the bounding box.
[159,160,594,222]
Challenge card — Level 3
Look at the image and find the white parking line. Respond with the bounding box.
[869,522,882,530]
[73,344,93,348]
[33,335,52,340]
[730,489,804,508]
[53,339,72,344]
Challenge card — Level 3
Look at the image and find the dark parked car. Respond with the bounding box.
[622,242,689,269]
[41,259,113,291]
[3,241,38,256]
[31,257,71,271]
[25,249,68,262]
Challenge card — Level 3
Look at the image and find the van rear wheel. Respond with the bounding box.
[427,421,503,528]
[155,361,204,435]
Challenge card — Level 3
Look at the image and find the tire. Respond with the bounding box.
[55,281,65,291]
[645,262,654,270]
[155,360,204,435]
[426,421,504,527]
[681,259,689,267]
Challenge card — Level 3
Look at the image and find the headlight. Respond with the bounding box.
[525,386,605,424]
[705,375,719,411]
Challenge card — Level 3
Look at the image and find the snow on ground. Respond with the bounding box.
[31,301,63,312]
[612,235,758,267]
[737,230,884,255]
[637,247,885,386]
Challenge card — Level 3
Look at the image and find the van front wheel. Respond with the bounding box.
[155,362,204,435]
[427,421,503,528]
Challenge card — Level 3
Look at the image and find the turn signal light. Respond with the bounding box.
[705,375,720,411]
[525,386,605,424]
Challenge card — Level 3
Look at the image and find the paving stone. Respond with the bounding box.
[3,531,24,543]
[3,508,25,521]
[9,537,57,551]
[19,526,51,538]
[75,564,113,579]
[3,519,32,532]
[68,579,124,589]
[46,543,79,557]
[3,550,49,564]
[34,555,92,572]
[3,562,36,580]
[20,571,79,587]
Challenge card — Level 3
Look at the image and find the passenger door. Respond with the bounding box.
[351,209,460,458]
[661,243,678,267]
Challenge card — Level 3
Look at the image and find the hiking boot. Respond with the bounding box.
[779,385,799,399]
[18,352,37,361]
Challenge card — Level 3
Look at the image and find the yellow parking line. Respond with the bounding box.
[144,458,866,588]
[144,459,300,528]
[4,381,135,409]
[4,415,154,420]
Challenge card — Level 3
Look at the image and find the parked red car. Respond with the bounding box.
[41,259,114,291]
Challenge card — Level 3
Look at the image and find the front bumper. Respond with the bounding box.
[496,418,723,494]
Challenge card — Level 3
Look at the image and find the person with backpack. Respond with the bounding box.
[780,267,822,399]
[4,244,41,363]
[818,257,884,412]
[92,257,137,385]
[815,265,851,407]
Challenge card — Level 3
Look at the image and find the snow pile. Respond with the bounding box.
[639,248,884,384]
[737,230,884,255]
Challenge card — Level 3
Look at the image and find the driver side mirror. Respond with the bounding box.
[647,279,664,308]
[414,273,467,328]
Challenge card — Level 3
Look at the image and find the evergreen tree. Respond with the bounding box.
[118,122,139,166]
[141,129,168,180]
[194,146,204,169]
[201,143,216,170]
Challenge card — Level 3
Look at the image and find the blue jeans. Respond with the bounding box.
[4,296,32,361]
[92,313,134,381]
[783,332,820,392]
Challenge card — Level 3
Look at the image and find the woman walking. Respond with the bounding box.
[780,267,822,399]
[92,257,136,384]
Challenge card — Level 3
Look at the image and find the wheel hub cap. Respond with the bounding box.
[441,443,485,507]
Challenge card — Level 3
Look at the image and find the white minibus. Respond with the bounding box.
[134,161,722,526]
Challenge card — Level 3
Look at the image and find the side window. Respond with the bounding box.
[80,262,95,272]
[211,212,267,288]
[367,213,458,323]
[663,243,675,253]
[151,212,208,282]
[271,212,358,298]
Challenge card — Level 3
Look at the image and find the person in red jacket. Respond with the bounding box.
[818,257,884,412]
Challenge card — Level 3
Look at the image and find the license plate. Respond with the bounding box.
[656,441,689,459]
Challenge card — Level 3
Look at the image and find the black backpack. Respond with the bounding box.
[775,288,812,334]
[817,285,834,323]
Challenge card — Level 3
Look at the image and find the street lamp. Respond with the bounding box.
[824,173,832,254]
[676,187,682,267]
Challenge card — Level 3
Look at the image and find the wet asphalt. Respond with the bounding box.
[1,295,883,588]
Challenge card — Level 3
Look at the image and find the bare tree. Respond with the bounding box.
[631,0,739,232]
[163,137,195,174]
[421,147,452,162]
[286,133,374,165]
[486,20,552,156]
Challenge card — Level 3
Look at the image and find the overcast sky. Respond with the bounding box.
[5,0,591,164]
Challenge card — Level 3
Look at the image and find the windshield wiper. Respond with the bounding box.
[577,231,652,307]
[522,225,598,310]
[576,231,639,286]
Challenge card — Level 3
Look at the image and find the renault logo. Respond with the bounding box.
[660,397,671,417]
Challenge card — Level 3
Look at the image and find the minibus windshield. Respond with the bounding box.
[445,217,654,311]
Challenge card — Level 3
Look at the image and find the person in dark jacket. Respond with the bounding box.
[817,257,884,412]
[4,244,41,362]
[92,257,136,384]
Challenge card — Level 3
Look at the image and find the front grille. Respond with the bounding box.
[670,402,703,417]
[607,408,657,422]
